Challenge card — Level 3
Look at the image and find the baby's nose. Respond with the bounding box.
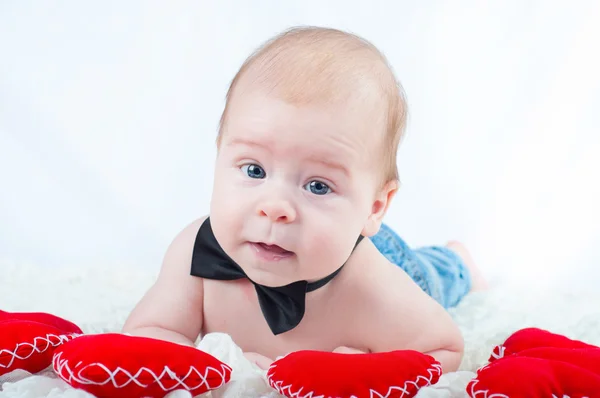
[257,200,297,223]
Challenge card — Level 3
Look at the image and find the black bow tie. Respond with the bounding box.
[190,218,363,335]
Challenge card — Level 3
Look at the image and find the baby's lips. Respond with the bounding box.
[255,242,293,254]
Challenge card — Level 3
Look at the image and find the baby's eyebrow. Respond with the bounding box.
[306,155,349,177]
[228,137,349,176]
[227,137,267,149]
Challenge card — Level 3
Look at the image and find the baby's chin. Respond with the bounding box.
[230,243,299,286]
[237,254,311,287]
[230,245,338,286]
[241,262,340,287]
[242,265,300,287]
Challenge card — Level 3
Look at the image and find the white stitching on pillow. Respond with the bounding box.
[370,363,442,398]
[0,333,79,372]
[468,379,509,398]
[267,362,442,398]
[52,351,232,393]
[490,345,506,360]
[469,378,588,398]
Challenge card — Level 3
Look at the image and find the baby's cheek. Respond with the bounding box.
[305,227,353,272]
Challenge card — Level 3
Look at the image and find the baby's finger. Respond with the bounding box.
[244,351,274,370]
[332,346,365,354]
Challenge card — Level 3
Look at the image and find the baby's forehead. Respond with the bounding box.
[224,93,385,174]
[227,87,383,142]
[231,28,395,110]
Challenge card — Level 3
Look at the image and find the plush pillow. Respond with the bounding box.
[53,333,232,398]
[0,310,83,335]
[468,328,600,398]
[468,351,600,397]
[487,327,597,362]
[0,310,82,376]
[267,349,442,398]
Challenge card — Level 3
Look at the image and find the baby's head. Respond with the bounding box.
[210,27,407,286]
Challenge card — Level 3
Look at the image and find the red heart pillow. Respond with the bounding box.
[0,310,83,335]
[267,350,442,398]
[468,352,600,398]
[488,327,597,362]
[0,310,82,376]
[468,328,600,398]
[53,333,232,398]
[516,346,600,375]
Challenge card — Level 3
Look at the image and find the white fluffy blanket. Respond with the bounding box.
[1,262,599,398]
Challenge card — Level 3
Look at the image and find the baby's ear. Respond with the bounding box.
[362,180,398,237]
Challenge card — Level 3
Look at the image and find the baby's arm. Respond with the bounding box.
[369,271,463,371]
[354,242,464,372]
[122,218,206,347]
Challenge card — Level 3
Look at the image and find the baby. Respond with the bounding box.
[123,26,487,373]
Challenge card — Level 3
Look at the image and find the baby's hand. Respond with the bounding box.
[244,351,274,370]
[332,346,367,354]
[245,347,365,371]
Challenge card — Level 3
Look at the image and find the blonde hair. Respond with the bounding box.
[217,26,407,186]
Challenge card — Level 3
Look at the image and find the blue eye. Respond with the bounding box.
[304,180,331,195]
[241,164,266,179]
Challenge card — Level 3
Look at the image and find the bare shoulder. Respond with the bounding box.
[122,216,208,342]
[341,236,423,303]
[344,237,463,354]
[158,216,207,280]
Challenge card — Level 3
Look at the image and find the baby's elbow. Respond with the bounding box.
[445,324,465,372]
[425,347,463,373]
[426,336,464,373]
[443,348,464,373]
[448,332,465,372]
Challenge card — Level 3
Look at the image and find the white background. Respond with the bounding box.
[1,1,599,292]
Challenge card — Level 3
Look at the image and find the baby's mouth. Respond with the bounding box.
[257,243,292,255]
[250,242,295,261]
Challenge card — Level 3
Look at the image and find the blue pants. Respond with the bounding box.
[370,223,471,308]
